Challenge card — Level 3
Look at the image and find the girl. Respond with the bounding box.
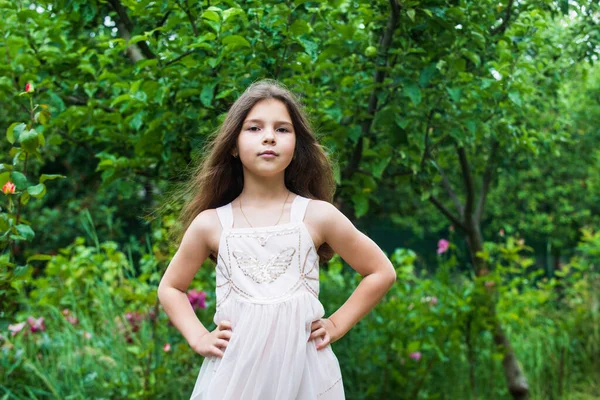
[157,79,396,399]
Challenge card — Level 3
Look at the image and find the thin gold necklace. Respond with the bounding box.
[239,191,291,228]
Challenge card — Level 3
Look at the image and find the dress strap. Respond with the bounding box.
[216,202,234,229]
[290,195,310,223]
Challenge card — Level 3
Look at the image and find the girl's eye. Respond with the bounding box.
[247,126,291,132]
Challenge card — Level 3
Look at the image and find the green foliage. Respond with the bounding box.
[0,84,65,325]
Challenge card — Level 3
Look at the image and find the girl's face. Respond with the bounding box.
[236,98,296,177]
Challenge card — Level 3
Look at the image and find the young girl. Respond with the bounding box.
[157,79,396,399]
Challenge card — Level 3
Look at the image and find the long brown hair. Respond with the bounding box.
[161,79,337,263]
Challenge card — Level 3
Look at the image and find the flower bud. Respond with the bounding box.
[2,181,15,194]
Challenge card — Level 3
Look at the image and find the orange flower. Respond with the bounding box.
[2,181,15,194]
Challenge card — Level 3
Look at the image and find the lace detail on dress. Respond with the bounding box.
[232,247,296,284]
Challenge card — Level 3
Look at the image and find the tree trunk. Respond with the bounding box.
[466,223,530,399]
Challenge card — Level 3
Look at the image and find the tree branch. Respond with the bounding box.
[491,0,515,36]
[429,195,467,232]
[475,139,499,222]
[340,0,400,183]
[432,161,464,218]
[457,145,476,220]
[108,0,157,62]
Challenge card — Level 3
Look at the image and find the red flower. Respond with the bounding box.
[163,343,171,352]
[27,316,45,333]
[25,83,34,93]
[2,181,15,194]
[187,290,207,311]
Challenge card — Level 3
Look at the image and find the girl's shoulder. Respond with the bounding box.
[304,199,340,247]
[190,208,221,254]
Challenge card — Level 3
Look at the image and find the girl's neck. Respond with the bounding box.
[237,177,290,205]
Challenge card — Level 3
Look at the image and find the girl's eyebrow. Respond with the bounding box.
[244,118,293,126]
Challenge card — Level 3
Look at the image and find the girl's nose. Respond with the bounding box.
[262,128,276,142]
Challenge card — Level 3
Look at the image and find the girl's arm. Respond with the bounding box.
[312,201,397,343]
[157,210,218,344]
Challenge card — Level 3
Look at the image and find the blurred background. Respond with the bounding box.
[0,0,599,398]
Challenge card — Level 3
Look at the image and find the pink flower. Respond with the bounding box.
[485,281,495,288]
[409,351,421,361]
[67,315,79,326]
[25,82,34,93]
[2,181,15,195]
[83,331,92,340]
[8,322,26,336]
[499,228,505,237]
[430,296,438,306]
[27,317,45,333]
[163,343,171,352]
[187,290,207,311]
[62,309,70,316]
[437,239,450,254]
[125,311,144,333]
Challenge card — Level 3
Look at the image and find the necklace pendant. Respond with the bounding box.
[257,235,269,246]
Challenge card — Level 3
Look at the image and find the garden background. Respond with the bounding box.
[1,0,599,399]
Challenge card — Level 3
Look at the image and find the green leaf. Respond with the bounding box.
[19,129,40,153]
[39,174,66,183]
[404,84,422,105]
[508,90,522,106]
[290,20,310,36]
[351,193,369,218]
[201,83,217,107]
[10,171,28,189]
[16,224,35,240]
[27,183,46,198]
[462,50,481,67]
[446,87,462,102]
[20,191,30,205]
[6,122,25,144]
[128,35,148,45]
[201,10,221,22]
[419,64,437,87]
[27,254,52,263]
[222,35,251,49]
[111,94,131,107]
[407,9,416,21]
[372,156,392,178]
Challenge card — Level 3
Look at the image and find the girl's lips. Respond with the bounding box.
[259,153,277,158]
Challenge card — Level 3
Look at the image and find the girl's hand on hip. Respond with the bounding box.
[308,318,339,350]
[189,320,233,358]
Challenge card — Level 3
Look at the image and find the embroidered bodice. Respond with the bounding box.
[214,194,320,307]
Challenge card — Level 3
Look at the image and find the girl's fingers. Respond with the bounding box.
[211,346,225,358]
[219,320,232,331]
[218,329,233,339]
[308,327,326,341]
[316,334,330,350]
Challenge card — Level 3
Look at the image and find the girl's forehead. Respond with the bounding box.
[245,99,292,121]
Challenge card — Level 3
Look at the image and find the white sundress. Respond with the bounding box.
[189,194,345,399]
